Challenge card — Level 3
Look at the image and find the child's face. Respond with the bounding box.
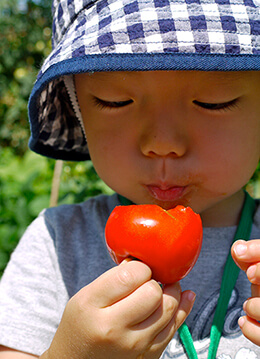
[75,71,260,226]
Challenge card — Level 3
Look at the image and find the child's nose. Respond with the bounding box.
[139,112,188,158]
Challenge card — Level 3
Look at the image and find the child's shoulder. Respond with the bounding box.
[42,193,119,229]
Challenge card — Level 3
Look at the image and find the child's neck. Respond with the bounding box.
[200,190,245,228]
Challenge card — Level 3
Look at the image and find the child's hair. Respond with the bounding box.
[28,0,260,162]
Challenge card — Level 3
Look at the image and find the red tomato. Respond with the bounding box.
[105,204,203,284]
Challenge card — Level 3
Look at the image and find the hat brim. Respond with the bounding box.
[28,0,260,161]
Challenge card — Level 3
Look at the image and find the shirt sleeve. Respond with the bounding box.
[0,210,69,356]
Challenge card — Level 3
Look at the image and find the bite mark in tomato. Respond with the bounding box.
[105,204,203,284]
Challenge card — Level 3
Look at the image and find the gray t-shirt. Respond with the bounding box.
[0,193,260,358]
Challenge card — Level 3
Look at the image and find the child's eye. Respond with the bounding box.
[93,97,133,110]
[193,99,238,111]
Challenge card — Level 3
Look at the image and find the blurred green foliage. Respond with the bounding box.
[0,0,52,273]
[0,0,113,275]
[0,148,113,275]
[0,0,52,154]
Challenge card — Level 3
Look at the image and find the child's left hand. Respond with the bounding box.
[231,239,260,346]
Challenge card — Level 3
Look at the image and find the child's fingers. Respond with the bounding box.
[251,283,260,297]
[155,289,195,343]
[232,240,260,346]
[86,260,152,308]
[127,284,195,359]
[238,316,260,346]
[232,240,260,286]
[231,240,260,271]
[238,287,260,346]
[173,290,196,329]
[246,263,260,285]
[111,279,164,325]
[148,290,196,357]
[243,297,260,321]
[132,282,182,332]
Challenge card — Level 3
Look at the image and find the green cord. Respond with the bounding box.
[179,191,256,359]
[117,191,256,359]
[118,194,133,206]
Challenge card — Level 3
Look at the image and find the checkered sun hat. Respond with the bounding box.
[28,0,260,161]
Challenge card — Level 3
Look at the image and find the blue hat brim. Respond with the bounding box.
[28,0,260,161]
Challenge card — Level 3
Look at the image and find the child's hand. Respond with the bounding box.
[231,240,260,346]
[43,260,195,359]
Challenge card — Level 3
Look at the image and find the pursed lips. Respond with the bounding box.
[146,184,186,202]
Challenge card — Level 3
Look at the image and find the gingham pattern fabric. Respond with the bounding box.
[28,0,260,161]
[42,0,260,77]
[37,77,88,157]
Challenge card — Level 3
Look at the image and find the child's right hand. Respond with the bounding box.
[42,260,195,359]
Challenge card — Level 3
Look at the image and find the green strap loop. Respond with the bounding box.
[178,324,198,358]
[118,191,256,358]
[179,191,256,359]
[118,194,133,206]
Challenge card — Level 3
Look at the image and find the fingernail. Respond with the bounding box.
[238,316,245,328]
[247,265,257,280]
[121,257,132,264]
[187,291,196,303]
[235,243,247,257]
[243,300,248,312]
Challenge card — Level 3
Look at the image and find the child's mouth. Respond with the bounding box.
[146,184,186,202]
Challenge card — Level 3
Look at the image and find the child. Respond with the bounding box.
[0,0,260,358]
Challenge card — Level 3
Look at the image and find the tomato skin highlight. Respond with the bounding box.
[105,204,203,284]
